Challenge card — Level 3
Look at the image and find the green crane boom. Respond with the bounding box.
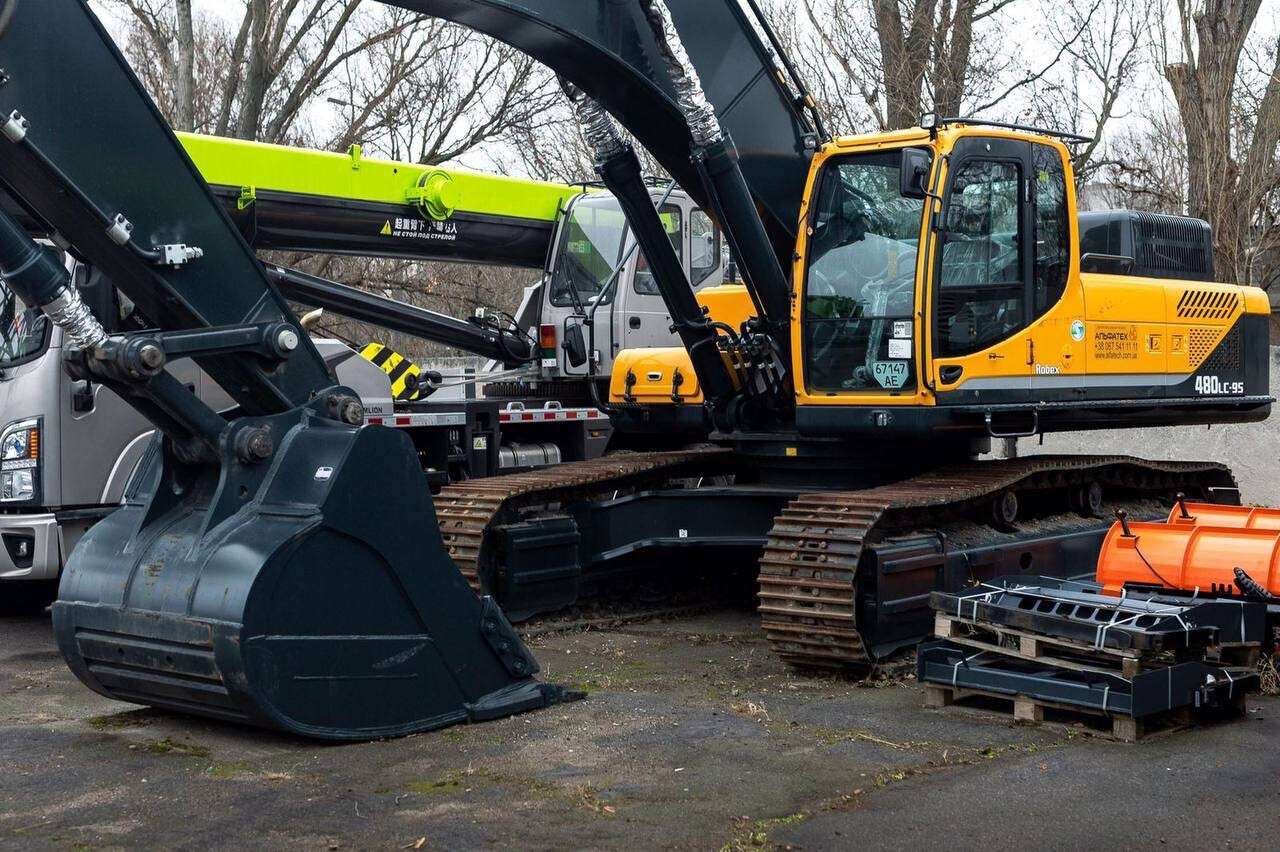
[178,132,583,268]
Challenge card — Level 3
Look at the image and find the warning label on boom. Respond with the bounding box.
[380,217,460,243]
[1093,324,1138,360]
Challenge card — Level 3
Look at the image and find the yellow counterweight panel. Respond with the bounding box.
[610,348,704,405]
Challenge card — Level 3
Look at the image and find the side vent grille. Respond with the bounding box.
[1199,324,1242,373]
[1132,214,1213,279]
[1188,327,1226,370]
[1176,289,1239,320]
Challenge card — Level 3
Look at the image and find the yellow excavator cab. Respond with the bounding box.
[613,123,1271,442]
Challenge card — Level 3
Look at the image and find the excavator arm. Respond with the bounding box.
[0,0,820,739]
[0,0,572,739]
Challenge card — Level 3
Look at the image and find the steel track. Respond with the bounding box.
[435,447,729,592]
[756,455,1234,670]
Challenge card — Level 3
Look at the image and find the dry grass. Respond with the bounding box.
[1260,652,1279,697]
[730,699,770,722]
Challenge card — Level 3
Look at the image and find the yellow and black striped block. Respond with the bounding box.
[360,343,423,401]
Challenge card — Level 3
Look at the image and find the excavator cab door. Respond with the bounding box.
[929,137,1037,403]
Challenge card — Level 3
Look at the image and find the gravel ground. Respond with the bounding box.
[2,607,1278,851]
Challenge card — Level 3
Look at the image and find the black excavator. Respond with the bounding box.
[0,0,1267,739]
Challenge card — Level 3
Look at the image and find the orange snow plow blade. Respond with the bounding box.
[1165,501,1280,530]
[1096,519,1280,596]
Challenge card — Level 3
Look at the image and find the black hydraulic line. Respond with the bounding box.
[1233,568,1280,604]
[632,0,791,350]
[0,206,70,306]
[595,147,736,406]
[264,264,533,366]
[694,140,791,338]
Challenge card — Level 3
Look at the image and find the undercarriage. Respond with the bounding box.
[437,450,1237,670]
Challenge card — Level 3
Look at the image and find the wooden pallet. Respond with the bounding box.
[923,682,1247,742]
[933,613,1262,676]
[933,613,1151,676]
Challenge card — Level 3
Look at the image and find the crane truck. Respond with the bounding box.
[0,131,724,613]
[0,0,1269,739]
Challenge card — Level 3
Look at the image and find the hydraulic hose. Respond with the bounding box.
[0,206,108,349]
[635,0,791,344]
[561,81,737,410]
[1233,567,1280,604]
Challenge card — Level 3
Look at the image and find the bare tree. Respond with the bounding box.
[1021,0,1152,184]
[333,16,562,165]
[105,0,418,142]
[783,0,1093,133]
[1161,0,1280,286]
[1105,103,1190,212]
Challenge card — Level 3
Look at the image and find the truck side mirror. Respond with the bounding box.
[563,323,588,368]
[900,148,931,199]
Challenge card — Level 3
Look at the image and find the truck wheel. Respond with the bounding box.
[0,580,58,615]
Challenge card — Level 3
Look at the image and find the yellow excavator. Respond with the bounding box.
[616,123,1264,439]
[0,0,1267,739]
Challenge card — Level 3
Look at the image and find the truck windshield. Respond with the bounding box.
[0,281,50,368]
[803,149,928,393]
[549,196,626,308]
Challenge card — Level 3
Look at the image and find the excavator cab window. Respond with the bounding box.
[802,150,928,393]
[935,156,1025,357]
[1032,143,1069,317]
[549,196,627,308]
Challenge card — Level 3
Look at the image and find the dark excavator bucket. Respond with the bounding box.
[53,407,575,740]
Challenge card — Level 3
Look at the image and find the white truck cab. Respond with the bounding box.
[501,186,723,390]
